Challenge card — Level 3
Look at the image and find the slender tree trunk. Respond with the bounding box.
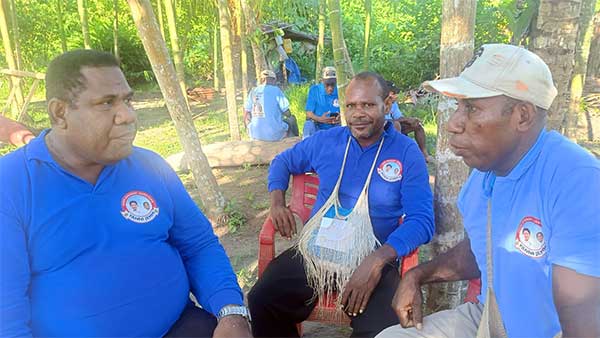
[531,0,582,133]
[238,0,248,99]
[315,0,326,82]
[0,0,23,119]
[566,0,596,139]
[228,0,242,89]
[426,0,476,314]
[57,0,68,52]
[583,11,599,141]
[240,0,268,81]
[212,21,221,90]
[164,0,187,99]
[217,0,241,140]
[362,0,372,70]
[78,0,92,49]
[126,0,227,221]
[327,0,354,125]
[8,0,21,70]
[156,0,165,40]
[113,0,120,63]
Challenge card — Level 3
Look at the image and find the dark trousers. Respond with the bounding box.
[284,115,299,137]
[164,303,217,338]
[248,248,400,338]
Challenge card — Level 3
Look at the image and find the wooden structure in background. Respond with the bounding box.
[1,69,44,122]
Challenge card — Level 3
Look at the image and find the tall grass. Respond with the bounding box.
[284,83,311,137]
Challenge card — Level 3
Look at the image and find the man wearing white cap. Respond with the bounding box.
[244,69,299,141]
[303,66,341,137]
[376,44,600,338]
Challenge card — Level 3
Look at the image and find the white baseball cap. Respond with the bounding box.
[322,66,337,80]
[423,44,557,110]
[260,69,276,79]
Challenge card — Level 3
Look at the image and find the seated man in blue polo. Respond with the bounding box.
[0,50,252,338]
[244,69,299,141]
[303,66,341,137]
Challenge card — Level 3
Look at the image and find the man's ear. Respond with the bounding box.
[48,98,68,129]
[515,102,537,132]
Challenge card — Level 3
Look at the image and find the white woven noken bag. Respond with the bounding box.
[296,136,384,306]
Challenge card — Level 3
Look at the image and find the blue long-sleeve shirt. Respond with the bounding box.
[268,123,434,257]
[0,131,243,337]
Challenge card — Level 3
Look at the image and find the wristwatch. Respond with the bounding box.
[216,304,252,322]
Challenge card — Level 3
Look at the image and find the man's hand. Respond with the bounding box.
[392,269,424,330]
[212,315,252,338]
[341,245,397,316]
[269,190,296,239]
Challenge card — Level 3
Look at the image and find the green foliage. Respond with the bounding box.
[284,83,310,135]
[224,198,246,234]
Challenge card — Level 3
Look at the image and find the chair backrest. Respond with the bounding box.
[289,173,320,223]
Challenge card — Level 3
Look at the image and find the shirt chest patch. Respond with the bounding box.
[514,216,546,258]
[377,159,403,182]
[121,190,160,223]
[332,98,339,108]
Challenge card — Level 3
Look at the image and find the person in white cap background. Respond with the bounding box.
[243,69,299,141]
[376,44,600,338]
[303,66,341,137]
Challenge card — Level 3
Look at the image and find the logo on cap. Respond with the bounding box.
[463,46,485,71]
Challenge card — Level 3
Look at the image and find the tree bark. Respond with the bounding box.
[240,0,268,82]
[426,0,476,314]
[56,0,68,52]
[126,0,227,221]
[164,0,188,100]
[238,0,249,99]
[212,20,221,90]
[156,0,166,40]
[0,0,23,119]
[531,0,583,133]
[315,0,326,82]
[216,0,241,141]
[362,0,372,70]
[583,11,599,141]
[566,0,596,139]
[327,0,354,125]
[8,0,21,70]
[113,0,120,63]
[77,0,92,49]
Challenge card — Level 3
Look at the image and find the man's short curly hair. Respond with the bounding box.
[352,72,389,100]
[45,50,120,104]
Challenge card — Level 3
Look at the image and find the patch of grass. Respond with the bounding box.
[285,83,311,137]
[224,198,246,234]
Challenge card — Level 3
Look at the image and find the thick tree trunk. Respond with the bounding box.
[77,0,92,49]
[238,0,249,99]
[240,0,268,81]
[164,0,187,99]
[127,0,227,221]
[583,12,599,141]
[362,0,371,70]
[566,0,596,139]
[0,0,23,119]
[56,0,68,52]
[228,0,242,89]
[426,0,476,314]
[113,0,120,63]
[327,0,354,125]
[531,0,583,133]
[315,0,326,82]
[217,0,241,141]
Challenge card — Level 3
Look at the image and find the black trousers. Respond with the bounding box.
[248,248,400,338]
[284,115,299,137]
[163,302,217,338]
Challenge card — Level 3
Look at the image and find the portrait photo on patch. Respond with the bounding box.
[514,216,546,258]
[121,190,160,223]
[377,159,403,182]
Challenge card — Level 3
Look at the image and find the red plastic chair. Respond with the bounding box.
[258,173,420,331]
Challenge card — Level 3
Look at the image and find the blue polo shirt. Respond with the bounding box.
[384,102,403,121]
[244,84,290,141]
[305,83,340,130]
[458,130,600,338]
[0,131,243,337]
[268,123,434,257]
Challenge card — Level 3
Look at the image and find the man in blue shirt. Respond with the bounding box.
[377,44,600,338]
[0,50,252,338]
[249,72,434,338]
[244,69,299,141]
[303,66,341,137]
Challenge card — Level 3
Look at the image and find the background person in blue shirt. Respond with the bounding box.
[244,69,299,141]
[303,66,341,137]
[249,72,434,338]
[0,50,252,338]
[377,44,600,338]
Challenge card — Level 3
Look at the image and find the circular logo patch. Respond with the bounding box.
[514,216,546,258]
[377,159,403,182]
[120,190,159,223]
[332,99,339,108]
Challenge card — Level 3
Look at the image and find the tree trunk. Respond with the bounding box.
[228,0,242,89]
[426,0,476,314]
[315,0,326,82]
[164,0,188,100]
[327,0,354,125]
[583,12,599,141]
[0,0,23,119]
[240,0,268,81]
[156,0,166,40]
[113,0,120,63]
[212,21,221,90]
[238,0,248,99]
[8,0,21,70]
[216,0,241,141]
[78,0,92,49]
[531,0,583,133]
[566,0,596,139]
[127,0,227,222]
[362,0,372,70]
[57,0,68,52]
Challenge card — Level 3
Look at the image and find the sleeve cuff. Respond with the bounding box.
[207,288,245,316]
[384,237,411,259]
